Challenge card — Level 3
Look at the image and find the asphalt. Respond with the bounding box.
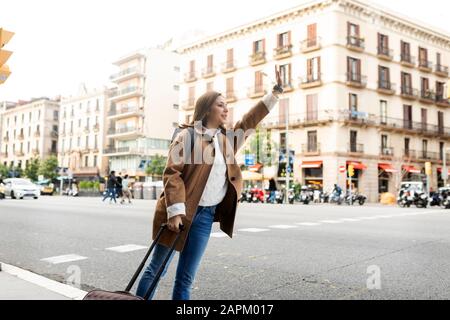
[0,196,449,300]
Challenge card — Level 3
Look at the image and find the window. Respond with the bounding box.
[377,33,389,54]
[206,55,213,73]
[422,140,428,158]
[436,81,445,100]
[226,49,234,68]
[438,111,444,133]
[77,137,80,147]
[380,100,387,124]
[188,87,195,105]
[38,110,41,120]
[280,132,286,151]
[86,118,90,128]
[378,66,390,88]
[307,57,320,81]
[173,104,179,110]
[307,131,317,152]
[347,22,361,47]
[96,99,99,111]
[85,136,89,149]
[401,41,411,62]
[226,78,234,96]
[53,111,59,121]
[78,119,82,127]
[440,142,445,161]
[279,64,291,86]
[403,105,412,129]
[347,57,361,81]
[93,156,97,167]
[253,39,265,54]
[381,135,388,149]
[94,135,98,149]
[421,77,430,96]
[277,32,290,48]
[85,156,89,167]
[206,82,213,92]
[174,66,180,72]
[349,94,358,118]
[401,72,413,94]
[51,141,57,153]
[306,94,318,121]
[254,71,263,92]
[173,85,179,91]
[307,23,317,47]
[189,60,196,73]
[419,47,429,67]
[350,130,358,152]
[279,98,289,125]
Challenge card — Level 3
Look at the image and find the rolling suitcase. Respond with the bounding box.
[83,224,184,300]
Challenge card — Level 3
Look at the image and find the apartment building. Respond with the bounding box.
[58,85,109,179]
[104,48,180,179]
[177,0,450,202]
[0,98,60,169]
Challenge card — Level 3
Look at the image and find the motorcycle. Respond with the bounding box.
[299,186,313,205]
[397,191,413,208]
[412,191,428,208]
[330,192,344,205]
[288,189,295,204]
[428,193,442,207]
[250,188,265,203]
[320,191,330,203]
[240,190,252,203]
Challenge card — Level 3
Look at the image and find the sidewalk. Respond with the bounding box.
[0,262,87,300]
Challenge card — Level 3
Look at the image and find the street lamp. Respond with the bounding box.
[442,147,450,186]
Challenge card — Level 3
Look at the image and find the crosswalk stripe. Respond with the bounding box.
[238,228,270,233]
[105,244,148,253]
[210,232,228,238]
[268,225,298,229]
[319,220,343,224]
[40,254,88,265]
[296,222,321,226]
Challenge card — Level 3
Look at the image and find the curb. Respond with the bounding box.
[0,262,87,300]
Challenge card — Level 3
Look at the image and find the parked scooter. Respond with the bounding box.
[240,190,252,203]
[412,191,428,208]
[299,186,313,205]
[428,192,442,207]
[288,189,295,204]
[250,187,265,203]
[397,190,413,208]
[330,192,344,205]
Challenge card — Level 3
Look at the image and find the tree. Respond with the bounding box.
[25,158,40,181]
[0,163,8,179]
[38,156,58,180]
[8,164,22,178]
[245,129,279,168]
[145,155,167,179]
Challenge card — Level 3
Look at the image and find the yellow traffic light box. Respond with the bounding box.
[348,165,355,177]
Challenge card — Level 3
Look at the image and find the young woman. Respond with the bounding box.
[120,174,132,204]
[136,66,283,300]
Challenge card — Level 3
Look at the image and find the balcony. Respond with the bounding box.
[301,143,321,156]
[299,74,322,89]
[377,117,450,139]
[201,66,216,79]
[84,126,90,134]
[249,52,266,66]
[17,134,24,140]
[225,91,237,103]
[337,110,375,127]
[247,86,267,99]
[93,124,100,132]
[106,127,141,140]
[380,147,394,159]
[435,64,449,77]
[348,143,364,155]
[51,131,58,138]
[34,131,41,138]
[110,66,144,83]
[377,80,396,95]
[419,90,436,104]
[400,54,416,68]
[15,151,24,157]
[0,152,8,158]
[259,111,334,130]
[221,60,236,73]
[281,82,295,93]
[300,37,321,53]
[32,149,39,156]
[400,86,418,100]
[346,73,367,88]
[346,36,365,52]
[70,112,75,118]
[273,45,293,60]
[108,105,144,120]
[182,98,196,110]
[418,60,433,72]
[377,47,393,61]
[436,95,450,108]
[3,136,9,142]
[109,86,143,102]
[418,151,440,162]
[184,71,197,83]
[80,148,90,154]
[103,147,131,155]
[403,149,418,161]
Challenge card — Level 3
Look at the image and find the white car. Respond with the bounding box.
[3,178,40,199]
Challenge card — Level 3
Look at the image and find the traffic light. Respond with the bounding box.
[0,28,14,85]
[348,165,355,177]
[425,162,432,176]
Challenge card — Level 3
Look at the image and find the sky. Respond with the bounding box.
[0,0,449,102]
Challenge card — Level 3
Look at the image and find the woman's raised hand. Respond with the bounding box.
[272,65,283,96]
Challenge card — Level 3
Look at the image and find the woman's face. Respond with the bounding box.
[206,95,228,127]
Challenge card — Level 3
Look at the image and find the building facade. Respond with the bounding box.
[177,0,450,202]
[104,48,180,179]
[58,85,109,179]
[0,98,60,170]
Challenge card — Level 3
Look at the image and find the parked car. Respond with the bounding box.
[0,182,5,199]
[3,178,40,199]
[36,180,55,195]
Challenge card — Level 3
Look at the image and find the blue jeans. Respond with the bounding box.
[136,205,217,300]
[102,187,117,203]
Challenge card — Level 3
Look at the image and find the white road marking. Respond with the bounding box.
[339,218,361,222]
[358,217,379,220]
[40,254,88,265]
[268,225,298,229]
[238,228,270,233]
[296,222,321,226]
[319,220,343,224]
[105,244,148,253]
[210,232,229,238]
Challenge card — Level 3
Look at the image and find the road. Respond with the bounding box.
[1,196,449,300]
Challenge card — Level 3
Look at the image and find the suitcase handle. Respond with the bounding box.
[124,223,185,297]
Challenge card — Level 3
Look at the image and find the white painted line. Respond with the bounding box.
[296,222,321,226]
[268,225,298,229]
[319,220,343,224]
[375,215,394,218]
[238,228,270,233]
[358,217,379,220]
[105,244,148,253]
[40,254,88,265]
[210,232,228,238]
[339,218,361,222]
[0,262,87,300]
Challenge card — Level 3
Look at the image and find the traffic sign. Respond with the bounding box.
[339,166,346,173]
[245,154,255,166]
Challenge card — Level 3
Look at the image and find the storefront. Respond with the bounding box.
[402,165,422,181]
[301,161,323,190]
[346,161,367,191]
[437,167,450,188]
[378,163,397,194]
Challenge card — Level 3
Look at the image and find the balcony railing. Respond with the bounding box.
[377,80,396,94]
[377,116,450,138]
[221,60,236,73]
[15,151,24,157]
[84,126,90,133]
[32,148,39,155]
[247,86,267,99]
[419,60,433,71]
[301,143,321,155]
[107,127,138,135]
[420,90,436,103]
[3,136,9,142]
[348,143,364,154]
[103,147,131,155]
[400,54,416,66]
[249,51,266,66]
[201,66,216,78]
[346,36,365,51]
[377,47,393,60]
[93,124,100,132]
[301,37,321,53]
[436,95,450,107]
[18,134,24,140]
[273,45,293,59]
[435,64,449,77]
[400,86,418,99]
[419,151,440,161]
[260,110,334,130]
[299,74,322,88]
[110,66,142,81]
[184,71,197,82]
[34,131,41,137]
[380,147,394,157]
[403,149,418,160]
[108,105,142,117]
[0,152,8,158]
[109,86,142,99]
[346,73,367,87]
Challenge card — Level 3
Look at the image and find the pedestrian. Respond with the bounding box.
[121,175,132,204]
[116,172,123,201]
[102,171,117,204]
[136,66,283,300]
[268,178,277,203]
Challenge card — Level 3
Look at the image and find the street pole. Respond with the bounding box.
[443,147,449,187]
[285,101,289,204]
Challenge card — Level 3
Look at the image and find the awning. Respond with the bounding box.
[347,161,367,170]
[437,167,450,175]
[301,161,323,169]
[241,170,263,181]
[249,163,263,172]
[378,163,397,173]
[402,165,421,174]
